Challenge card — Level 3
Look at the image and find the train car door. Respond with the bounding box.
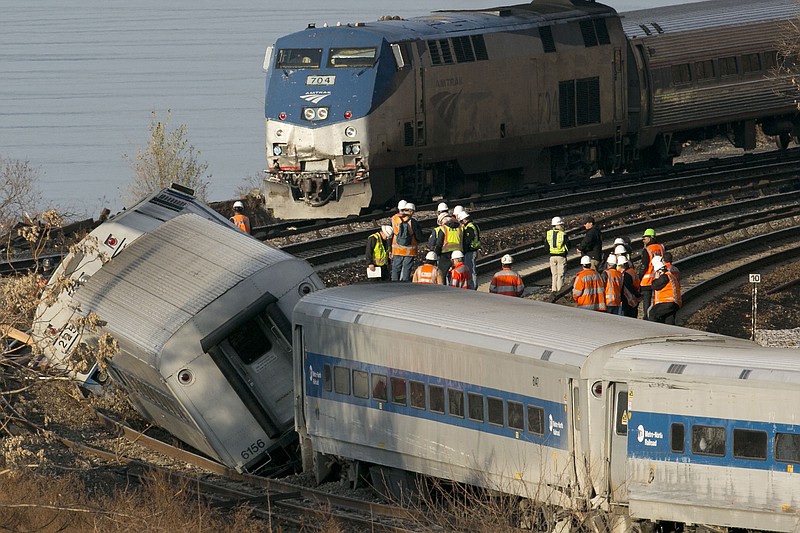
[613,47,624,123]
[608,382,629,502]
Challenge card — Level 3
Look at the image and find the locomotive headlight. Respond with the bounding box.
[316,107,328,120]
[351,144,361,155]
[345,126,357,138]
[303,107,316,121]
[272,144,283,156]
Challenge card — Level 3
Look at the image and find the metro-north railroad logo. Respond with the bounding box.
[300,92,330,104]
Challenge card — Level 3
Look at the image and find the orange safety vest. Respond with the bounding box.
[641,243,665,286]
[230,213,251,234]
[448,262,471,289]
[413,264,441,284]
[604,269,622,307]
[391,214,418,257]
[573,269,606,311]
[654,270,682,307]
[622,268,642,307]
[489,268,524,297]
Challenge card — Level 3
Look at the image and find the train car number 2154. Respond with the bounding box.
[306,75,335,86]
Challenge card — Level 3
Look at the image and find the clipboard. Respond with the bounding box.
[366,266,382,278]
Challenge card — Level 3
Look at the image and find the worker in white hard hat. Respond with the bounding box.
[647,255,681,323]
[613,237,632,259]
[366,225,394,281]
[446,250,472,289]
[545,215,569,292]
[453,205,465,217]
[489,254,524,297]
[429,204,462,275]
[457,209,480,289]
[412,251,444,285]
[391,202,423,281]
[397,199,408,212]
[601,254,622,315]
[616,255,641,318]
[229,200,251,234]
[571,255,606,311]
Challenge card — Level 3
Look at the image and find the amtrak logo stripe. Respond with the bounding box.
[300,93,330,104]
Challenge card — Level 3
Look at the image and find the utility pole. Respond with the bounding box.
[749,274,761,342]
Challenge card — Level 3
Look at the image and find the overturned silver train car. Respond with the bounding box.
[32,187,325,472]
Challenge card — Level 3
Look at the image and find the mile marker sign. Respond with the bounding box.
[749,274,761,283]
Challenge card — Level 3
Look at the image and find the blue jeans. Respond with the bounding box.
[464,251,477,290]
[391,255,414,281]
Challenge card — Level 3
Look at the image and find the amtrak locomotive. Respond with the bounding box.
[293,284,800,532]
[263,0,799,218]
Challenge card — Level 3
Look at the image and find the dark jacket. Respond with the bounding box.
[578,226,603,261]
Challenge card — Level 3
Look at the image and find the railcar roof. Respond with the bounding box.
[621,0,799,39]
[296,284,800,380]
[75,214,296,360]
[280,1,615,44]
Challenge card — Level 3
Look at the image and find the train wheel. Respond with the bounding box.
[777,133,791,150]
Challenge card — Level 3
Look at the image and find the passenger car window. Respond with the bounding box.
[448,388,464,418]
[323,364,332,392]
[468,393,484,422]
[488,397,504,426]
[615,391,628,435]
[371,373,387,401]
[429,385,445,413]
[733,428,767,460]
[334,366,350,395]
[390,377,407,406]
[691,425,726,456]
[410,381,426,409]
[227,319,272,365]
[671,423,685,453]
[353,370,369,399]
[527,406,545,436]
[507,401,524,431]
[776,433,800,463]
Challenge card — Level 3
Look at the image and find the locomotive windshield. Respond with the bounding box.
[327,47,377,68]
[276,48,322,69]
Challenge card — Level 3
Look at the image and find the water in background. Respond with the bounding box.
[1,0,696,217]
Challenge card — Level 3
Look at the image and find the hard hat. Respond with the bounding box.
[437,212,450,224]
[551,216,563,226]
[614,238,625,245]
[607,254,617,265]
[233,200,244,209]
[456,211,469,222]
[380,225,393,238]
[42,258,53,269]
[650,256,665,271]
[643,228,656,238]
[451,250,464,260]
[453,205,465,215]
[501,254,513,265]
[614,245,627,255]
[437,202,449,213]
[397,199,408,211]
[616,255,628,266]
[404,202,416,212]
[580,255,592,266]
[425,251,438,261]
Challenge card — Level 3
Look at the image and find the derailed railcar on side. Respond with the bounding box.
[33,188,325,473]
[263,0,800,219]
[293,284,800,531]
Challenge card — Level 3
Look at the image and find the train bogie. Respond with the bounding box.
[293,284,800,531]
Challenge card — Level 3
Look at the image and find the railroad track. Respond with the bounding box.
[290,164,800,270]
[254,147,800,240]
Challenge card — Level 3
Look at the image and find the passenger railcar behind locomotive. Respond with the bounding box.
[293,284,800,531]
[263,0,799,219]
